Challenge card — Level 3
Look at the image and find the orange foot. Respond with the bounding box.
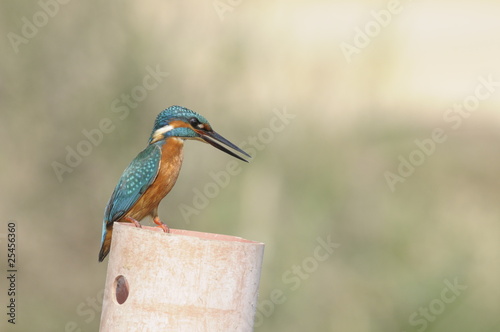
[124,216,142,228]
[153,216,170,233]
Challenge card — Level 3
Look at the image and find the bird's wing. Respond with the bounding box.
[104,144,161,225]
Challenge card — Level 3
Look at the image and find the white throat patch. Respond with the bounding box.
[153,125,174,137]
[151,125,174,143]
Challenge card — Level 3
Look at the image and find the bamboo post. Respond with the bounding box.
[99,222,265,331]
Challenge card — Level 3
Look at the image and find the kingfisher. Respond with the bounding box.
[98,105,250,262]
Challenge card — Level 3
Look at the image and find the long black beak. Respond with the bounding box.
[200,131,251,162]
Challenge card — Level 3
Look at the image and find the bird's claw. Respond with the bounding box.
[153,217,170,233]
[125,216,142,228]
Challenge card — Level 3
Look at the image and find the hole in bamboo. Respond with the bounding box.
[114,275,129,304]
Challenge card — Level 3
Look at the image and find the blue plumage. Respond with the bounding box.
[100,144,161,246]
[105,144,161,223]
[152,106,208,133]
[98,105,250,262]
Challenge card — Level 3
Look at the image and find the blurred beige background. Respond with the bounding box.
[2,0,500,331]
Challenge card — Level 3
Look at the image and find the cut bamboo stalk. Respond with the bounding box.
[99,222,265,331]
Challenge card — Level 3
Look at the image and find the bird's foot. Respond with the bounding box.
[125,216,142,228]
[153,216,170,233]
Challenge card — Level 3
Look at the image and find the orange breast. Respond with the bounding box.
[125,138,184,221]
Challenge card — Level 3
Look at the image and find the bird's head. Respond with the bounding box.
[149,105,250,162]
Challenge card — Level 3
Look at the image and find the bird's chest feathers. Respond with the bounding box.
[131,138,184,216]
[156,138,184,191]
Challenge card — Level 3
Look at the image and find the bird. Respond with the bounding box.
[98,105,250,262]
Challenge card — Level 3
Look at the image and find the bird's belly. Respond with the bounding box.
[125,138,184,221]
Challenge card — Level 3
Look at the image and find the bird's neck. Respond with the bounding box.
[152,136,183,147]
[156,137,184,159]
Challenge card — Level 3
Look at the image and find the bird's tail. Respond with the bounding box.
[98,222,113,262]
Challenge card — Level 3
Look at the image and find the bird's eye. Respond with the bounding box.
[189,117,199,126]
[189,117,205,129]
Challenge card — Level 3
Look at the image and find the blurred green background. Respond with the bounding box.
[2,0,500,331]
